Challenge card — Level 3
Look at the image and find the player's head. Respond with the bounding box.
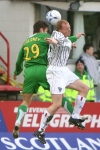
[33,20,48,34]
[83,43,94,55]
[75,59,85,73]
[56,20,71,37]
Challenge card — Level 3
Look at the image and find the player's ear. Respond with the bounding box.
[40,28,43,32]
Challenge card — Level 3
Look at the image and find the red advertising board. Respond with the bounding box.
[0,101,100,132]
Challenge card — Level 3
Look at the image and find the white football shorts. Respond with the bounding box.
[46,65,79,94]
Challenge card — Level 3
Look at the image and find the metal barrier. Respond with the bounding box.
[0,32,10,85]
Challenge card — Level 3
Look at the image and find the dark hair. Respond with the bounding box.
[75,59,85,66]
[33,20,48,33]
[83,43,93,52]
[76,57,87,71]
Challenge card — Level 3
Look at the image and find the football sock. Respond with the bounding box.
[62,97,73,114]
[38,109,53,132]
[15,105,27,126]
[72,95,86,119]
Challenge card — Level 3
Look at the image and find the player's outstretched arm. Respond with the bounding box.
[69,33,86,43]
[45,38,58,45]
[13,48,24,77]
[76,33,86,39]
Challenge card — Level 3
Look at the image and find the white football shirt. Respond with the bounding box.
[48,30,72,66]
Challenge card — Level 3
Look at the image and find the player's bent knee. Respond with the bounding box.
[54,102,61,109]
[83,85,90,94]
[87,86,90,94]
[55,102,62,110]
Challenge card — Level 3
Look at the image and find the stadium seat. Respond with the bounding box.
[0,85,22,100]
[0,70,5,76]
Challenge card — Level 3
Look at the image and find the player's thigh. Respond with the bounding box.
[37,66,50,90]
[64,68,79,86]
[68,79,88,91]
[46,66,66,94]
[23,67,37,94]
[52,94,63,107]
[23,94,33,106]
[47,76,65,94]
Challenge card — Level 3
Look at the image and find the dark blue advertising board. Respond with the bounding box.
[0,132,100,150]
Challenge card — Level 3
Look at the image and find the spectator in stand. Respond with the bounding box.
[80,43,100,87]
[65,59,95,102]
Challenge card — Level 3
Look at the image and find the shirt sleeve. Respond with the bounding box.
[51,30,65,46]
[68,36,77,42]
[50,30,72,52]
[14,47,24,75]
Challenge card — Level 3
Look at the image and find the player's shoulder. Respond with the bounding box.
[51,30,64,37]
[42,33,50,37]
[52,30,63,34]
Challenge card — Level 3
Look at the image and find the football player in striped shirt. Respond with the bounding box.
[36,20,89,144]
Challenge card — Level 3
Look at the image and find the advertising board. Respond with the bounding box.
[0,101,99,132]
[0,102,100,150]
[0,133,100,150]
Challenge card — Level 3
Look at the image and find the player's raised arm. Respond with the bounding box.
[76,33,86,38]
[69,33,86,43]
[45,38,58,45]
[13,47,24,77]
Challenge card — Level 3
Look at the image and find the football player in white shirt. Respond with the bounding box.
[34,20,89,144]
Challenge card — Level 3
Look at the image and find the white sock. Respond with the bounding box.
[72,95,86,119]
[15,109,26,126]
[38,109,51,132]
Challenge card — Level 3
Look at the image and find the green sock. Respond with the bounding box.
[15,105,27,126]
[62,97,73,114]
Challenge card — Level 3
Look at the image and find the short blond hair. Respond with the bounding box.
[56,20,69,30]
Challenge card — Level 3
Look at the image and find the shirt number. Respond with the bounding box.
[24,44,39,61]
